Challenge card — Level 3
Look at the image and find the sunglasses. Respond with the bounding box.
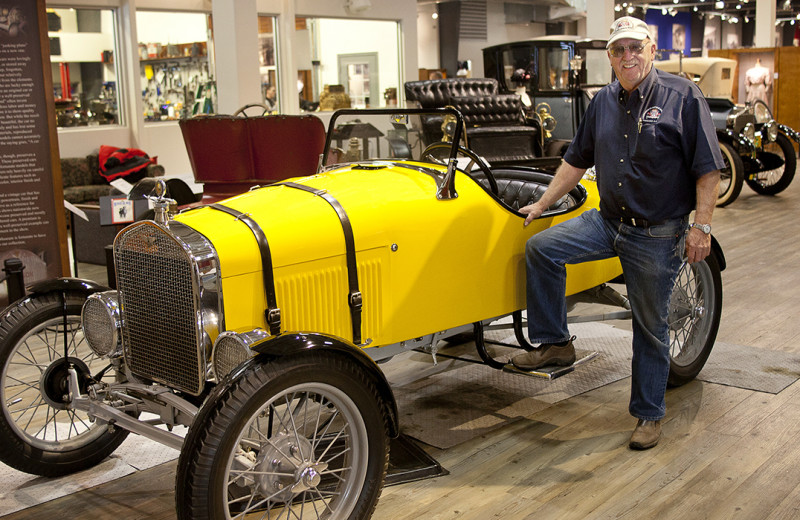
[608,41,648,58]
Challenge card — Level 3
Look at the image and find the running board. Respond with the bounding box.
[503,351,599,379]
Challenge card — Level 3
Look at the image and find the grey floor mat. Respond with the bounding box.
[391,322,800,449]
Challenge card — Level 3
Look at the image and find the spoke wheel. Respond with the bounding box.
[716,141,743,207]
[746,132,797,195]
[0,291,129,476]
[177,351,389,520]
[667,253,723,387]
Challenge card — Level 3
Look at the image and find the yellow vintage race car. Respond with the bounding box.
[0,108,723,519]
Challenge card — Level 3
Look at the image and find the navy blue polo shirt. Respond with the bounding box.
[564,66,724,221]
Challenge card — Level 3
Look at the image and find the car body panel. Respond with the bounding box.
[174,162,621,349]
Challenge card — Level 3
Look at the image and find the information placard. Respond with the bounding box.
[0,0,68,306]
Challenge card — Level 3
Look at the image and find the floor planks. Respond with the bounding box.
[3,170,800,520]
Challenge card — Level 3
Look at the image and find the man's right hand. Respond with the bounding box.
[520,203,545,226]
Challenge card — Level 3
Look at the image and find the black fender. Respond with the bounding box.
[231,332,400,437]
[710,234,726,271]
[777,123,800,145]
[27,277,110,298]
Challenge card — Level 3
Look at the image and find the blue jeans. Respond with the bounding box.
[526,209,687,421]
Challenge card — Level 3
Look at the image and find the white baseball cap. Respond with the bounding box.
[607,16,652,48]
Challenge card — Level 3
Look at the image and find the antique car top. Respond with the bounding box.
[482,37,611,142]
[653,57,738,100]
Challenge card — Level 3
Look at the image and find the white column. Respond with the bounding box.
[754,0,776,48]
[277,0,300,115]
[212,0,263,114]
[119,0,145,148]
[585,0,616,41]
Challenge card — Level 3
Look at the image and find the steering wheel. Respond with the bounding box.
[232,103,271,117]
[420,142,499,195]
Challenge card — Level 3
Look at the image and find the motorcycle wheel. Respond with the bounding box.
[716,141,744,207]
[0,291,129,477]
[667,252,723,387]
[176,351,389,520]
[746,132,797,195]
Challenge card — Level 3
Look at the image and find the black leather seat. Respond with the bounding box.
[404,78,543,165]
[472,168,584,213]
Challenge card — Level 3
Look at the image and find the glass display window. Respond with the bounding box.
[47,7,121,128]
[538,45,571,91]
[295,17,401,112]
[136,10,213,122]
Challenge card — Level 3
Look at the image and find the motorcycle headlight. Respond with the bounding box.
[82,291,123,358]
[742,122,755,143]
[763,120,779,142]
[212,329,268,380]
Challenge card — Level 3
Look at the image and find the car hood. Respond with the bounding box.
[173,163,453,278]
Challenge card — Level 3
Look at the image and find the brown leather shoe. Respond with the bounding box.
[511,339,576,371]
[629,419,662,450]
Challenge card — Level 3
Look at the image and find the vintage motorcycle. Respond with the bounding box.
[0,108,723,519]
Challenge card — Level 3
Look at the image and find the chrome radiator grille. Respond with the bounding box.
[114,222,204,395]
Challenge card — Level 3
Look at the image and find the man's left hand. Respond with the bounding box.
[685,227,711,264]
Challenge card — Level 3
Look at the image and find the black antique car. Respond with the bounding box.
[482,37,611,157]
[654,56,798,206]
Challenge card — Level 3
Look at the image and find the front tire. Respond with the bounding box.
[176,351,389,520]
[716,141,744,207]
[746,132,796,195]
[0,291,130,477]
[667,252,723,386]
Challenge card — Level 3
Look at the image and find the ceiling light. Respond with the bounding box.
[432,12,438,19]
[627,6,635,13]
[736,4,742,9]
[716,1,724,8]
[615,4,622,11]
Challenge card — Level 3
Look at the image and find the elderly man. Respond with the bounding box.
[512,17,723,449]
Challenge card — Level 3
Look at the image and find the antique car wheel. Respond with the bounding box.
[746,132,797,196]
[667,252,723,387]
[716,141,743,207]
[176,351,389,520]
[420,142,499,194]
[0,291,130,477]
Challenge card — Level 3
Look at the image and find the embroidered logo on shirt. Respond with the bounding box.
[642,106,662,123]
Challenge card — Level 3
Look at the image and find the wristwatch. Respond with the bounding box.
[690,222,712,235]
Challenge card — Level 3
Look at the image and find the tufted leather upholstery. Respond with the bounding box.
[475,169,582,212]
[448,94,525,126]
[404,78,499,108]
[404,78,542,165]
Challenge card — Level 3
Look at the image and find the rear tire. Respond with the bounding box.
[0,291,129,477]
[716,141,743,207]
[667,252,723,387]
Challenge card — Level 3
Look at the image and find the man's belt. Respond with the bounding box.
[617,216,669,228]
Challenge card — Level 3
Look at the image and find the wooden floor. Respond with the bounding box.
[4,172,800,520]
